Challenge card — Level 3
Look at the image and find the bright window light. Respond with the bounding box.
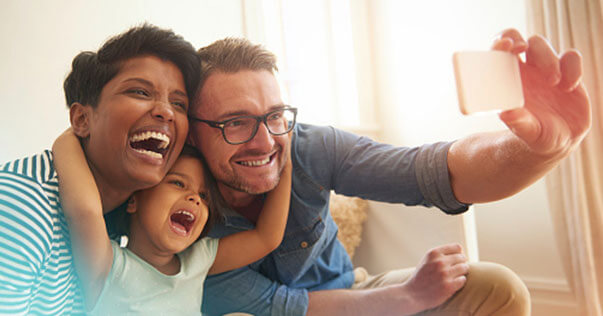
[279,0,360,127]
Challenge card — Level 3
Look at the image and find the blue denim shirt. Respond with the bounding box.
[202,123,469,316]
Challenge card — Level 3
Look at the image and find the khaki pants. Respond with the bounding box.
[352,261,531,316]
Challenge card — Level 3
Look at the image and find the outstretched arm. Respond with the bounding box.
[449,29,591,203]
[203,243,466,316]
[52,129,112,309]
[209,150,292,275]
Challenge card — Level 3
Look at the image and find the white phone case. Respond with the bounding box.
[453,51,524,115]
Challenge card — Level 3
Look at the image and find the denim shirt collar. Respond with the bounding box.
[219,206,254,230]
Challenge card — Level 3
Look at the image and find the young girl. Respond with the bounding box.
[52,130,291,315]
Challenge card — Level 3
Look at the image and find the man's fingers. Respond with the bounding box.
[499,107,541,144]
[449,262,470,277]
[430,243,463,256]
[445,253,467,266]
[497,29,528,54]
[492,38,513,52]
[558,50,583,92]
[450,275,468,292]
[525,36,561,86]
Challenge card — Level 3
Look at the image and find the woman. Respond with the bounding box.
[0,24,200,315]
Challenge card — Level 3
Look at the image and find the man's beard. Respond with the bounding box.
[223,171,281,195]
[219,150,287,195]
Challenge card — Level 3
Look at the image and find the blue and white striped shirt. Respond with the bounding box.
[0,151,84,315]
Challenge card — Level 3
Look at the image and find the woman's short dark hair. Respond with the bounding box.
[63,23,201,108]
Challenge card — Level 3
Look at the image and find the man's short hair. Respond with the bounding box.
[197,37,278,89]
[63,24,201,108]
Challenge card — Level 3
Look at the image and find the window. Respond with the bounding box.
[242,0,366,130]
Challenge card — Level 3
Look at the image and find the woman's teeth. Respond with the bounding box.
[129,131,171,159]
[129,131,170,149]
[133,148,163,159]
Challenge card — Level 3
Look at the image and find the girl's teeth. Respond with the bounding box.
[172,225,187,235]
[176,210,195,220]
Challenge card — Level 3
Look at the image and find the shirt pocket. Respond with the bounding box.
[272,214,326,284]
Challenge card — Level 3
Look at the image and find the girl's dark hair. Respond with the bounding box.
[105,145,224,241]
[179,145,223,239]
[64,23,201,108]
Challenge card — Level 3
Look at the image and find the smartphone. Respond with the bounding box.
[453,51,524,115]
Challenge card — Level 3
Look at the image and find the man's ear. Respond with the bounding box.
[69,103,92,138]
[126,196,138,214]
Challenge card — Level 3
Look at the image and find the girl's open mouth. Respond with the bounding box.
[169,210,195,236]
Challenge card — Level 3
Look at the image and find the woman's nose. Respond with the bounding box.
[151,100,175,122]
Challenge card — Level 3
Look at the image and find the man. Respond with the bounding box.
[0,25,200,315]
[188,29,590,315]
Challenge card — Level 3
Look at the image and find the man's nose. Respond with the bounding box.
[246,122,275,151]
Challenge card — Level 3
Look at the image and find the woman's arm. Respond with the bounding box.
[52,129,113,309]
[209,148,292,275]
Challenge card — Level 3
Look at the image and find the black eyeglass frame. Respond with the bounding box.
[189,106,298,145]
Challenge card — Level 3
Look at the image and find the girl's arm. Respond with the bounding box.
[52,129,112,309]
[209,146,292,275]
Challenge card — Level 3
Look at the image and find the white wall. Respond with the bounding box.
[0,0,245,162]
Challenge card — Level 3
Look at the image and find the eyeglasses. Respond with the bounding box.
[189,107,298,145]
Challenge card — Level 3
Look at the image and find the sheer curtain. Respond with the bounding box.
[526,1,603,315]
[241,0,374,132]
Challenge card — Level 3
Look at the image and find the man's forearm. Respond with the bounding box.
[306,285,421,316]
[448,130,563,204]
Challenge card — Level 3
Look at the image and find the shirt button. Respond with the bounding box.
[300,241,309,248]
